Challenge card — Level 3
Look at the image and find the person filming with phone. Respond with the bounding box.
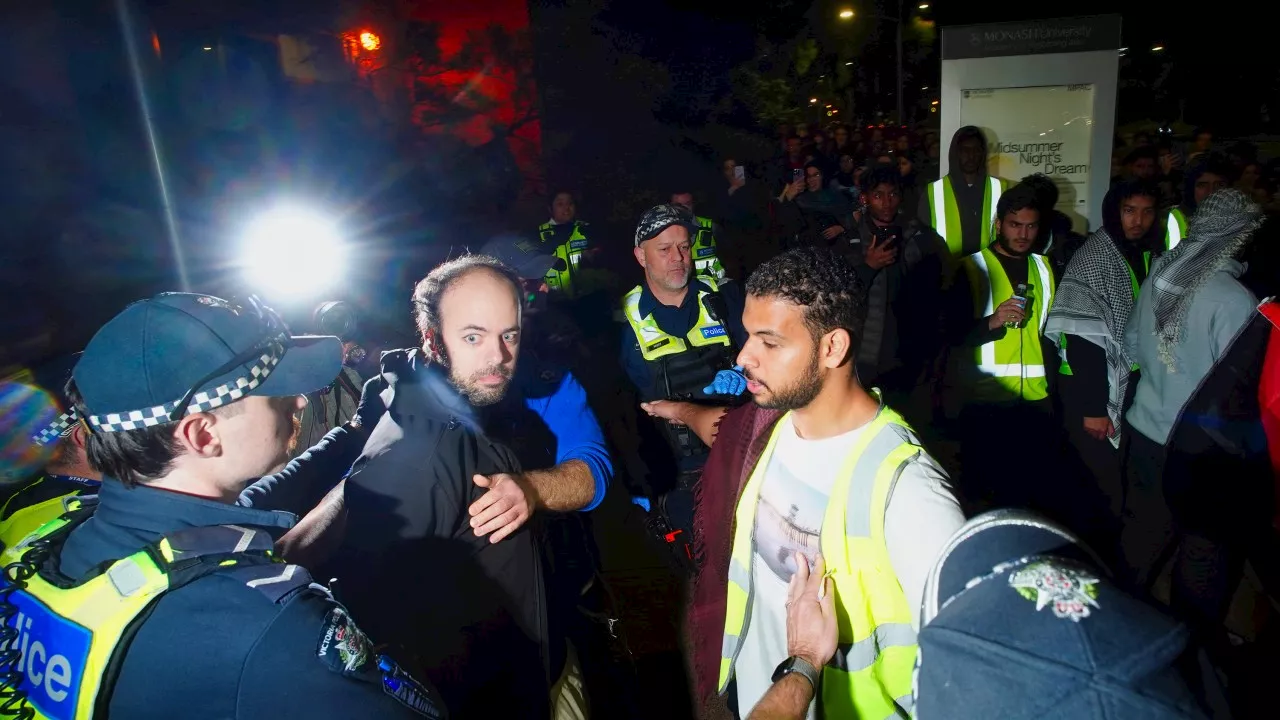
[845,165,946,407]
[945,182,1061,513]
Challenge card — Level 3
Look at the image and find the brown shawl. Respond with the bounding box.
[684,403,783,719]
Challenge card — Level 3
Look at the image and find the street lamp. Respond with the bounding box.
[839,9,855,19]
[918,3,929,8]
[1150,44,1165,52]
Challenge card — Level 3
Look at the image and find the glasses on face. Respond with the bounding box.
[168,296,291,423]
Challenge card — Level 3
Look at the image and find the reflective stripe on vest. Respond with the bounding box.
[927,176,1005,257]
[538,221,590,296]
[965,249,1055,401]
[720,405,920,718]
[1,515,299,720]
[622,276,730,361]
[692,217,725,281]
[0,490,76,554]
[1165,208,1188,251]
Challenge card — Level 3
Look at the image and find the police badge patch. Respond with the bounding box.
[317,607,372,675]
[1008,560,1100,622]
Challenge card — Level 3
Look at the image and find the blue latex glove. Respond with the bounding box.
[703,365,747,396]
[630,496,652,512]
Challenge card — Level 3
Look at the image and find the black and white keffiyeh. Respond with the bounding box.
[1149,189,1263,370]
[1045,229,1136,447]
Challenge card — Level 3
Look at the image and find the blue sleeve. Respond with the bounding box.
[533,371,613,511]
[619,326,652,395]
[238,425,365,516]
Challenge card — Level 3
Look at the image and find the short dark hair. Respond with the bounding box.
[412,254,524,338]
[549,190,574,206]
[1020,173,1059,209]
[68,379,242,488]
[861,165,902,194]
[995,183,1041,222]
[746,247,866,353]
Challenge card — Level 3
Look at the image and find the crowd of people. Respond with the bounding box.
[1,120,1278,720]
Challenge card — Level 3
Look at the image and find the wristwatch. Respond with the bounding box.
[771,656,821,690]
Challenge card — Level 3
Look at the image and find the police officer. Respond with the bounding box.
[0,292,443,719]
[537,190,592,297]
[618,204,748,566]
[670,191,726,281]
[0,354,100,552]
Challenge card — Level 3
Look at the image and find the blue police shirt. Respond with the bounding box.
[46,427,443,719]
[619,277,747,399]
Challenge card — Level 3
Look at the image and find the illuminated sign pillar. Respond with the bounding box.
[939,15,1121,233]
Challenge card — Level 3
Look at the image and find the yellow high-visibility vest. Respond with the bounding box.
[0,509,308,720]
[692,216,725,280]
[537,220,590,297]
[961,248,1056,402]
[720,405,920,719]
[926,175,1009,257]
[622,275,730,362]
[1165,208,1188,252]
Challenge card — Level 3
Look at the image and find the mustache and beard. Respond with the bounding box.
[450,364,514,407]
[744,350,824,411]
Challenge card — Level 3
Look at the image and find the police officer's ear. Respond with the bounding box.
[818,327,855,370]
[172,412,226,459]
[67,422,88,451]
[633,244,647,268]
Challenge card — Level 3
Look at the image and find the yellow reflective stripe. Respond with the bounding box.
[929,179,965,257]
[982,176,1004,247]
[820,644,917,718]
[623,282,728,361]
[1032,254,1053,336]
[841,420,912,537]
[829,623,917,672]
[867,443,920,550]
[1165,210,1186,251]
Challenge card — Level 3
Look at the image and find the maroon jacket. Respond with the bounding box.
[684,403,783,719]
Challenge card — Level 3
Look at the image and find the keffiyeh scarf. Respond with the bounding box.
[1045,229,1137,447]
[1149,189,1263,371]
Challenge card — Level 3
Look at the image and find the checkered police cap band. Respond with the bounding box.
[84,340,286,434]
[32,408,79,446]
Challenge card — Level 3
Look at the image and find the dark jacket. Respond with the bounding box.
[44,425,439,719]
[1165,305,1274,537]
[845,215,946,386]
[321,349,551,720]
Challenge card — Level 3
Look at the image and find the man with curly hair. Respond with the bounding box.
[672,247,964,720]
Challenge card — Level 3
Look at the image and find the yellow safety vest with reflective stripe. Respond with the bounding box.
[926,176,1009,257]
[537,220,590,297]
[692,216,725,281]
[720,405,920,719]
[1164,208,1188,252]
[1,511,299,720]
[622,276,729,361]
[962,248,1056,402]
[0,483,80,554]
[1058,251,1149,376]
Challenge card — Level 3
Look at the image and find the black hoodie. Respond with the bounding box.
[918,125,993,255]
[1062,185,1163,418]
[320,348,551,720]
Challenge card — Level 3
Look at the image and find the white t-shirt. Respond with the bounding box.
[733,414,964,718]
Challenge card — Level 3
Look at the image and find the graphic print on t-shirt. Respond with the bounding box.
[754,456,830,583]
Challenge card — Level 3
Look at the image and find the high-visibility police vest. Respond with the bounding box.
[692,216,725,281]
[961,248,1056,402]
[720,405,920,718]
[0,507,311,720]
[537,220,590,297]
[1165,208,1188,252]
[0,476,95,554]
[1058,250,1150,377]
[926,175,1009,258]
[622,275,731,367]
